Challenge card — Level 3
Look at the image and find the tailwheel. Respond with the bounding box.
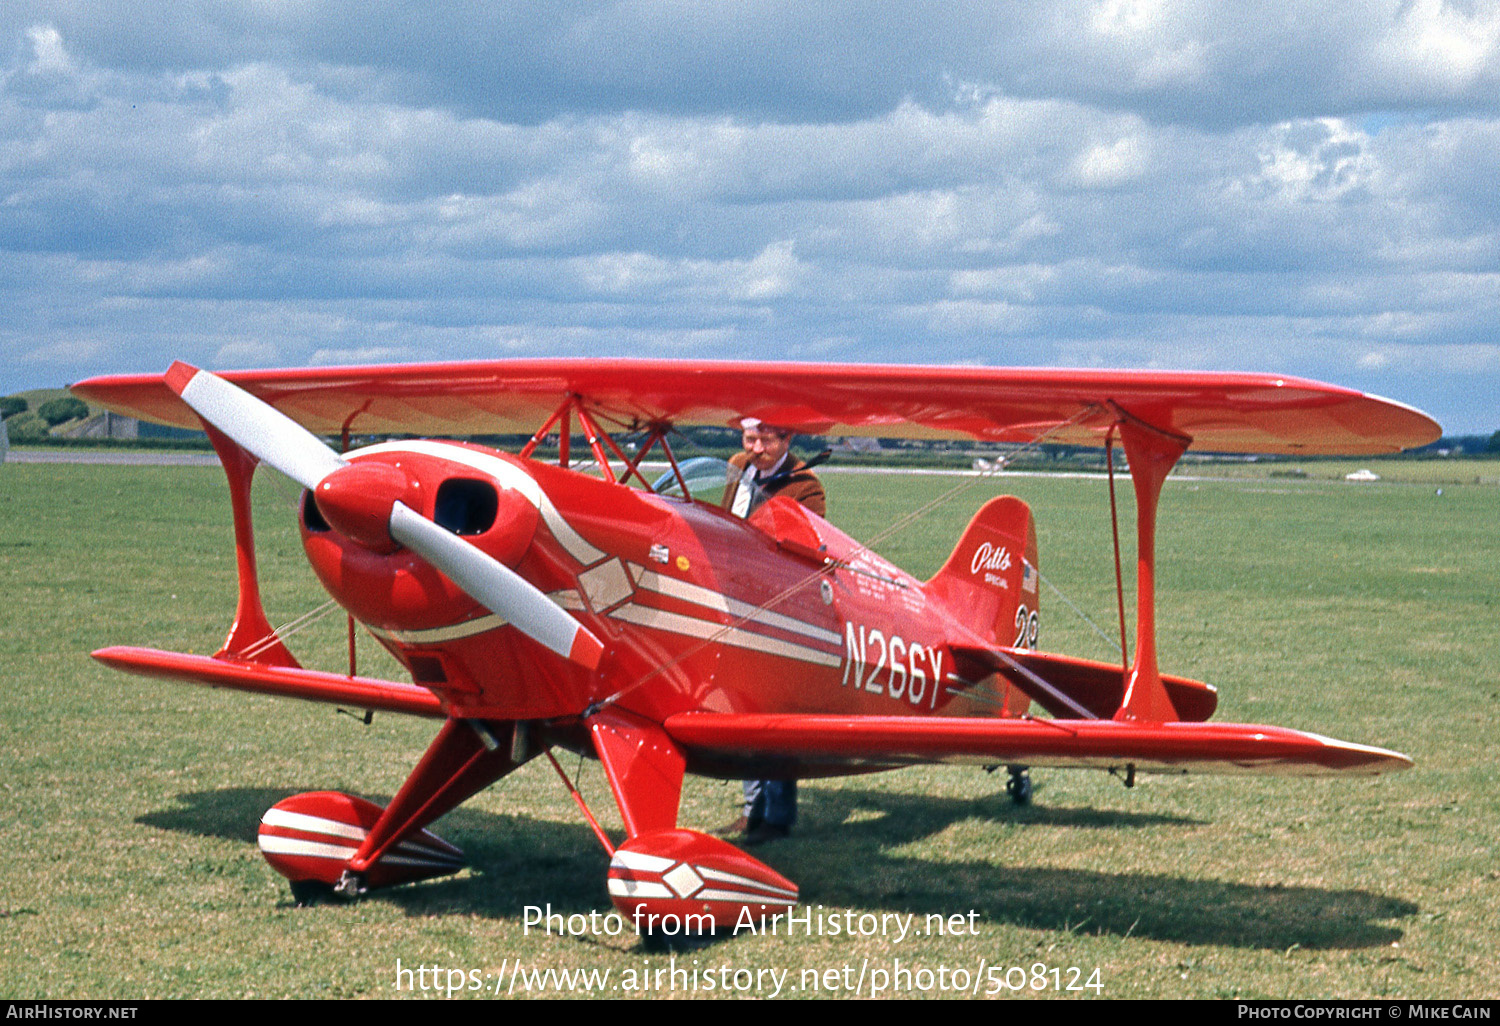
[1005,766,1033,806]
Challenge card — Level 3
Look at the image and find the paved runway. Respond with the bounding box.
[5,448,220,466]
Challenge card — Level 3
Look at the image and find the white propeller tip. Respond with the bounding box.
[165,361,202,396]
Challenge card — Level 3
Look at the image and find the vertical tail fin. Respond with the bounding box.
[926,496,1039,651]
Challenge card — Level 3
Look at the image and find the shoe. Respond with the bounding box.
[742,823,790,846]
[713,816,750,838]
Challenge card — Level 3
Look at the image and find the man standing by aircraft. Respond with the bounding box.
[722,419,826,518]
[720,419,826,844]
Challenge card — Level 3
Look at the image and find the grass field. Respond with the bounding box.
[1,460,1496,999]
[1177,457,1500,487]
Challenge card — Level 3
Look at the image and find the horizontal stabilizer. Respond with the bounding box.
[93,646,445,718]
[951,645,1218,722]
[662,711,1412,777]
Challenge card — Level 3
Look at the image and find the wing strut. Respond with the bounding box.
[202,424,300,668]
[518,394,661,489]
[1111,405,1191,723]
[1105,429,1131,681]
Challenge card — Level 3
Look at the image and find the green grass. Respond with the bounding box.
[1,462,1495,998]
[1183,456,1500,486]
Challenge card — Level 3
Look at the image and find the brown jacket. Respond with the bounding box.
[721,451,826,517]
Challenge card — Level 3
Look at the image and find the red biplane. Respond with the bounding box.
[72,359,1438,925]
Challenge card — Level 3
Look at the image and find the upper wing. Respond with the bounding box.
[661,711,1413,778]
[72,359,1440,455]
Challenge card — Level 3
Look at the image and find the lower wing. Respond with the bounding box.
[93,646,445,718]
[662,711,1412,777]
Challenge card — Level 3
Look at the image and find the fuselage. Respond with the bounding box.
[298,439,1033,732]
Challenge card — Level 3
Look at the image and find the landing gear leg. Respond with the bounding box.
[1005,766,1032,806]
[260,718,536,904]
[333,870,368,901]
[287,871,365,907]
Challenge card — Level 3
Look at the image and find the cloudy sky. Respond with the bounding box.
[3,2,1498,434]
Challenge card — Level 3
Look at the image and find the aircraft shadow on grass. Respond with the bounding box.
[141,784,1414,951]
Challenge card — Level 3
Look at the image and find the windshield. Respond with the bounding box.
[651,456,732,503]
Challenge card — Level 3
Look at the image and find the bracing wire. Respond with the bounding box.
[588,404,1111,713]
[239,598,341,660]
[1037,570,1122,655]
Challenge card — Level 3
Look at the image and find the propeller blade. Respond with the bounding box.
[166,361,345,490]
[164,361,603,671]
[388,502,605,671]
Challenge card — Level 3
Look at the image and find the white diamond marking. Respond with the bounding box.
[662,862,705,898]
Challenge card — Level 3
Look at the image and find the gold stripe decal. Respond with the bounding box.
[634,568,842,646]
[366,614,508,645]
[609,603,841,668]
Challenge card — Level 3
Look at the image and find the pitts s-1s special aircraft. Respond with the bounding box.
[72,359,1439,926]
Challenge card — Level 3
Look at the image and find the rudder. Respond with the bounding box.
[926,496,1039,652]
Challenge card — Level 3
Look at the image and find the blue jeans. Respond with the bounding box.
[743,779,797,828]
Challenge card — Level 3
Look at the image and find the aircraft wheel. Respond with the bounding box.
[1005,766,1032,806]
[639,929,681,954]
[289,879,336,907]
[638,927,716,954]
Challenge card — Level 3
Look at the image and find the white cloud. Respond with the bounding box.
[20,335,102,366]
[1356,341,1500,372]
[1087,0,1209,89]
[309,345,419,365]
[1372,0,1500,93]
[214,339,282,366]
[1251,119,1377,203]
[1069,132,1151,188]
[2,7,1499,432]
[25,24,73,73]
[729,239,802,301]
